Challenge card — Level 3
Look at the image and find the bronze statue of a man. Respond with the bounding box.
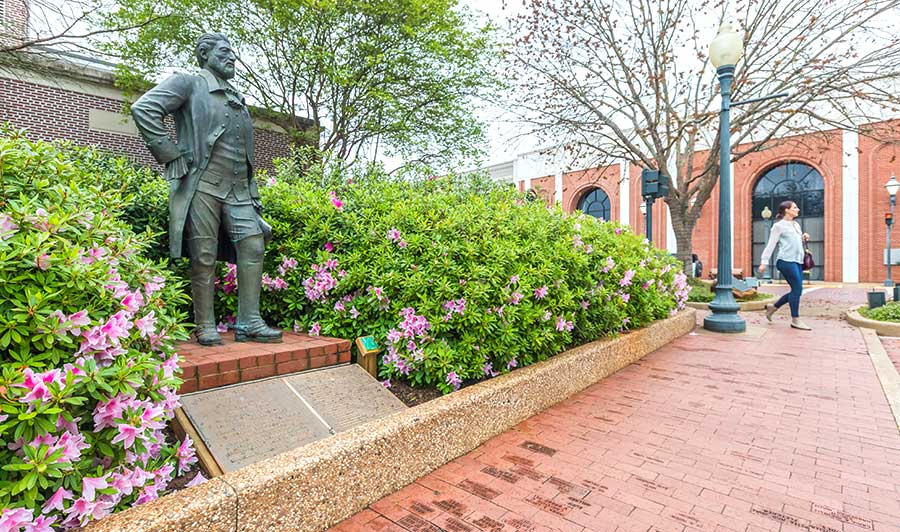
[131,32,282,346]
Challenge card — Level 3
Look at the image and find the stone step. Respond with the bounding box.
[177,332,352,393]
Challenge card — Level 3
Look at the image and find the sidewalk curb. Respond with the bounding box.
[845,305,900,336]
[859,327,900,432]
[84,310,696,532]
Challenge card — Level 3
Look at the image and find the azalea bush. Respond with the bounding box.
[0,132,198,530]
[212,161,689,394]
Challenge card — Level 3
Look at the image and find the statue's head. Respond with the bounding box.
[196,32,235,80]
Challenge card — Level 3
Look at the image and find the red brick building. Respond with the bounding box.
[502,124,900,284]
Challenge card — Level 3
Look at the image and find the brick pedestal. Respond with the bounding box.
[177,332,352,393]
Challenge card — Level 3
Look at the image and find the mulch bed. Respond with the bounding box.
[387,380,442,407]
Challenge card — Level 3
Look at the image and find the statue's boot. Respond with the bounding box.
[233,235,282,343]
[189,237,222,346]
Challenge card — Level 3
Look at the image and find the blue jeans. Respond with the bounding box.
[774,259,803,317]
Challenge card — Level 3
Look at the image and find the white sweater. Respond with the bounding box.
[761,219,805,265]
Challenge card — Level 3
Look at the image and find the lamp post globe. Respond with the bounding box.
[703,23,747,333]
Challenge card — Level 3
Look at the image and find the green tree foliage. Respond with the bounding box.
[97,0,497,169]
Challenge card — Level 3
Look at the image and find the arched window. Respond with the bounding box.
[576,187,611,221]
[751,162,825,280]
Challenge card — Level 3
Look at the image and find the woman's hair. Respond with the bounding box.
[774,200,795,220]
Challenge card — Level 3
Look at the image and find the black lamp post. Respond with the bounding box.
[640,169,668,244]
[886,174,899,287]
[703,23,746,334]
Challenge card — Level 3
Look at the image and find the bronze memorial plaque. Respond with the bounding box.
[179,364,406,473]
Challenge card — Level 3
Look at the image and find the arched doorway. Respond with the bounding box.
[751,162,825,280]
[576,187,611,221]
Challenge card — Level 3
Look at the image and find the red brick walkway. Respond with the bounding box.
[331,312,900,532]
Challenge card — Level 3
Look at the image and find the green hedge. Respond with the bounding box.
[216,162,690,393]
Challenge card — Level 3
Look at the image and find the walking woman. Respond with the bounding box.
[758,201,811,330]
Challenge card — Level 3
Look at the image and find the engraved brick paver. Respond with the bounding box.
[330,309,900,532]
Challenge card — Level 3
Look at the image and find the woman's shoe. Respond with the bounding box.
[790,320,812,331]
[765,304,776,322]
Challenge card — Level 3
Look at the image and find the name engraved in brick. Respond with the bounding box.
[524,495,570,516]
[593,416,618,423]
[443,517,473,532]
[409,502,435,515]
[511,466,546,482]
[628,451,665,465]
[434,499,466,516]
[503,518,535,532]
[458,480,501,500]
[470,516,504,531]
[546,477,589,498]
[520,441,557,456]
[729,450,764,463]
[631,476,671,494]
[669,513,705,529]
[565,496,591,511]
[811,504,874,530]
[751,507,840,532]
[501,454,535,467]
[397,514,440,532]
[580,479,606,492]
[480,466,521,484]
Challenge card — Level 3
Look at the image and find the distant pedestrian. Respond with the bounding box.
[758,201,811,330]
[691,254,702,278]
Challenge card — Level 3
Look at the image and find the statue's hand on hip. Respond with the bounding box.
[164,155,189,182]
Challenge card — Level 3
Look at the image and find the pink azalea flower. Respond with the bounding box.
[81,476,109,501]
[446,371,462,391]
[382,379,391,389]
[619,269,635,287]
[185,472,207,488]
[24,515,56,532]
[556,316,567,331]
[266,176,277,186]
[534,285,548,299]
[216,322,228,333]
[309,322,321,336]
[67,310,91,333]
[509,292,523,305]
[386,228,401,242]
[334,300,345,312]
[134,311,156,337]
[177,436,198,475]
[621,293,631,303]
[144,275,165,296]
[349,307,359,319]
[0,507,33,531]
[398,240,408,248]
[324,242,334,252]
[507,358,518,369]
[329,191,344,211]
[42,486,73,513]
[120,290,145,312]
[35,253,50,270]
[509,275,519,285]
[0,213,19,240]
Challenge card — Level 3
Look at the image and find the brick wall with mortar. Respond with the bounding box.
[0,75,296,173]
[858,121,900,284]
[0,0,27,46]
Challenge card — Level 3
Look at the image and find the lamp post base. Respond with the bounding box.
[884,280,894,287]
[703,312,747,333]
[703,293,746,333]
